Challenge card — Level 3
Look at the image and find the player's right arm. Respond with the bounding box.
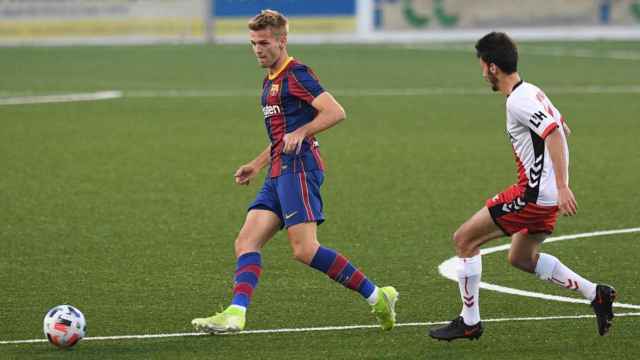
[234,144,270,185]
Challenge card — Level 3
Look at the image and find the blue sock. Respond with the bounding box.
[230,252,262,308]
[309,246,376,299]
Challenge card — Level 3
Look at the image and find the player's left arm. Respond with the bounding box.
[511,97,577,215]
[546,129,577,216]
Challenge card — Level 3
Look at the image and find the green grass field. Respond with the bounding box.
[1,41,639,359]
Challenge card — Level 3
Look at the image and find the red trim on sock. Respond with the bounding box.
[346,270,365,290]
[233,283,254,297]
[236,264,262,277]
[327,254,348,279]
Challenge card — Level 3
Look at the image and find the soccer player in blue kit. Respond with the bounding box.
[191,10,398,333]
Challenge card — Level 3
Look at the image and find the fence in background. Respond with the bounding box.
[0,0,639,46]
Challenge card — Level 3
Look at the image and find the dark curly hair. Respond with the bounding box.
[475,32,518,74]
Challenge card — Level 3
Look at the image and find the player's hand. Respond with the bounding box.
[562,122,571,137]
[234,164,258,186]
[557,186,577,216]
[282,128,307,154]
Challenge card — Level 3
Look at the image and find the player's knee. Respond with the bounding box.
[291,247,305,263]
[289,236,319,264]
[291,244,314,264]
[508,252,535,272]
[453,230,471,253]
[234,235,257,257]
[507,252,519,267]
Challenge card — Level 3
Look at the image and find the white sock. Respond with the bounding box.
[366,286,379,306]
[534,253,597,301]
[456,255,482,326]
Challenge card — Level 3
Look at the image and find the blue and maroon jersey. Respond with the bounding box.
[261,57,326,178]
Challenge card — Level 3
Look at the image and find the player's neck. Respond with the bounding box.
[269,51,291,77]
[500,73,522,96]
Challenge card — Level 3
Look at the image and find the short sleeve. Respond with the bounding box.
[508,97,558,139]
[288,65,325,104]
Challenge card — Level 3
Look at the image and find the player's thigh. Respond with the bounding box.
[455,206,505,247]
[277,170,325,228]
[235,209,282,255]
[286,222,320,264]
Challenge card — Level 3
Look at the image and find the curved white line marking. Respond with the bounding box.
[438,227,640,309]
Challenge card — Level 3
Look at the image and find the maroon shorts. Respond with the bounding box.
[486,185,558,236]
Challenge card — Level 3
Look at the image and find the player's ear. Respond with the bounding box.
[489,63,497,74]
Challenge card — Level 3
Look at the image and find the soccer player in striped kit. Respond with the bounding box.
[191,10,397,333]
[428,32,616,341]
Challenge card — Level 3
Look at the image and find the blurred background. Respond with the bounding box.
[1,0,639,45]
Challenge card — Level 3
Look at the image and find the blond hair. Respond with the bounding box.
[248,9,289,38]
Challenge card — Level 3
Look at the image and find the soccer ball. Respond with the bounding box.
[43,304,86,348]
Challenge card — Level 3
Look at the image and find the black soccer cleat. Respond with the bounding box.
[591,284,616,336]
[428,316,484,342]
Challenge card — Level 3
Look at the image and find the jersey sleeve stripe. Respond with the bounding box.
[288,72,320,104]
[540,122,559,139]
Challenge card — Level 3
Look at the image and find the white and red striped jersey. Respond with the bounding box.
[505,81,568,206]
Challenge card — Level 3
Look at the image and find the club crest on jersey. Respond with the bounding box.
[269,84,280,96]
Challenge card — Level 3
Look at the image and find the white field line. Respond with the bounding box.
[1,228,638,345]
[125,89,259,97]
[2,85,640,105]
[122,85,640,98]
[2,312,640,345]
[0,91,122,106]
[526,47,640,61]
[438,227,640,309]
[2,227,638,345]
[401,44,640,61]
